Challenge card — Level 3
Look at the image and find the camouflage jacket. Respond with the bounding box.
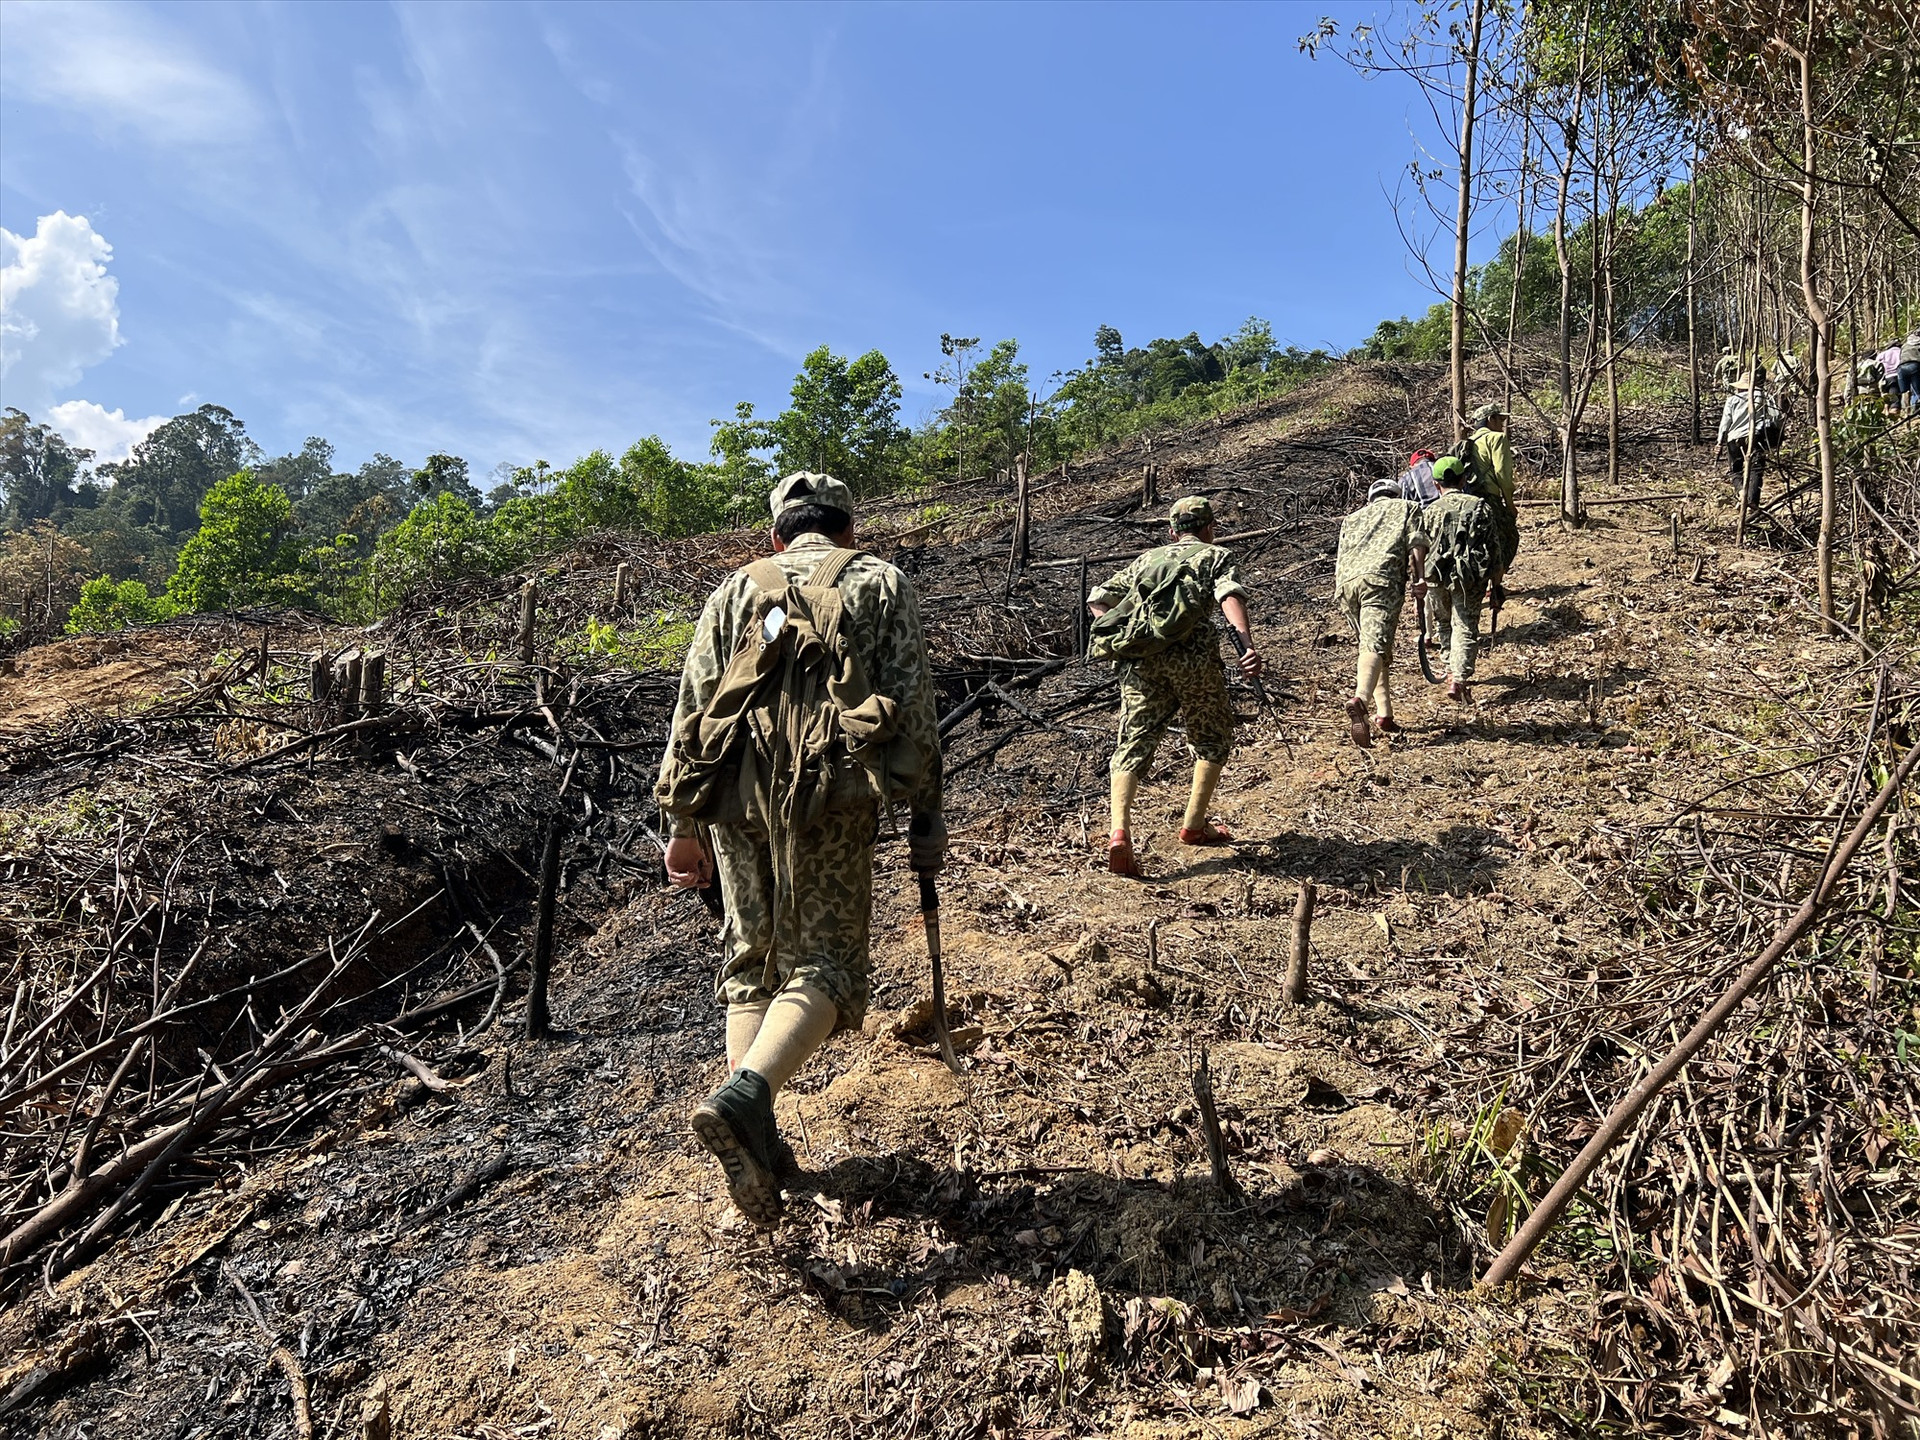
[1335,497,1428,594]
[1090,540,1247,662]
[1421,490,1500,589]
[663,533,942,836]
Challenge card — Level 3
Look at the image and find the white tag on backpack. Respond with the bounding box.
[762,606,786,643]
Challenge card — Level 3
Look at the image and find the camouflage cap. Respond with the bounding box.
[1431,455,1466,486]
[768,471,855,522]
[1469,402,1507,427]
[1169,495,1214,533]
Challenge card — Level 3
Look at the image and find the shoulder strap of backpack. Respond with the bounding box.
[805,548,863,590]
[744,558,789,594]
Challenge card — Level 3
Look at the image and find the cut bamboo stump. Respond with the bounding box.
[1283,882,1315,1005]
[333,650,364,717]
[613,562,631,608]
[525,819,563,1039]
[309,652,331,704]
[358,652,386,716]
[517,580,538,665]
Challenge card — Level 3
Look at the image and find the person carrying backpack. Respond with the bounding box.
[1086,495,1263,877]
[1465,402,1520,577]
[1422,456,1503,702]
[1335,477,1429,746]
[656,472,944,1226]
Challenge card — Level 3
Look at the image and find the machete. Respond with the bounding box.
[1415,591,1441,684]
[1225,625,1269,708]
[915,870,963,1073]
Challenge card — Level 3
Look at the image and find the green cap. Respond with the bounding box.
[1432,455,1466,486]
[768,471,854,522]
[1169,495,1214,533]
[1469,402,1506,427]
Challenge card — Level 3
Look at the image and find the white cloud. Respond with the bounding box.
[1,211,124,414]
[45,399,164,463]
[1,212,163,460]
[0,1,263,146]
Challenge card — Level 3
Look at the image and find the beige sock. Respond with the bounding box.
[738,985,839,1094]
[1109,769,1142,836]
[1365,652,1393,718]
[726,999,770,1071]
[1355,651,1384,706]
[1182,759,1223,833]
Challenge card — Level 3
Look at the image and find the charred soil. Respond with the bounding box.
[4,361,1916,1438]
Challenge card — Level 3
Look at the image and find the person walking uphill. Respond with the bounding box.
[1716,367,1784,514]
[1465,402,1520,578]
[1087,495,1263,878]
[655,472,945,1227]
[1335,478,1429,747]
[1422,456,1502,703]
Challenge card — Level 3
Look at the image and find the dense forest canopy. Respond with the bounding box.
[0,316,1337,636]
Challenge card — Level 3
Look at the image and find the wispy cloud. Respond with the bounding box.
[0,1,264,147]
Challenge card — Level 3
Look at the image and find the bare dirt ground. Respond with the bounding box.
[5,362,1913,1439]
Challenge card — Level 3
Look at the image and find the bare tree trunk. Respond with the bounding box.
[1505,104,1532,416]
[1450,0,1487,444]
[1794,25,1837,632]
[1601,86,1622,490]
[1687,147,1701,444]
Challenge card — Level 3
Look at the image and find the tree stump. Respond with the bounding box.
[1283,881,1315,1005]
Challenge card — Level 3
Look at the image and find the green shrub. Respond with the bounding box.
[66,576,172,632]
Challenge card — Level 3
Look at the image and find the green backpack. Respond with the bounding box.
[1087,543,1212,662]
[654,549,924,833]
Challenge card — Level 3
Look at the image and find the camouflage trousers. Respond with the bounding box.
[1337,578,1405,660]
[1430,580,1487,681]
[1111,636,1236,776]
[709,801,878,1031]
[1495,506,1520,572]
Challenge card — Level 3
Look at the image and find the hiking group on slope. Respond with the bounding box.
[1333,402,1516,747]
[651,412,1520,1223]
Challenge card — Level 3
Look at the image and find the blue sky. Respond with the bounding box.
[1,1,1461,477]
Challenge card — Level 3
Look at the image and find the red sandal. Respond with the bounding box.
[1107,830,1143,877]
[1178,821,1235,846]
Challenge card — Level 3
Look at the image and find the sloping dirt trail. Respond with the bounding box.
[16,370,1885,1438]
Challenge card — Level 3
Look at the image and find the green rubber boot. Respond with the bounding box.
[690,1068,783,1227]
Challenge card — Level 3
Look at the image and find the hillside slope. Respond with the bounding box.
[4,361,1914,1438]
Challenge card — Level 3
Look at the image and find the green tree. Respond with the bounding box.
[294,452,411,559]
[620,435,729,537]
[766,347,906,495]
[410,452,482,507]
[103,405,259,539]
[372,491,496,595]
[1,409,94,527]
[255,437,335,504]
[66,576,170,633]
[166,470,296,612]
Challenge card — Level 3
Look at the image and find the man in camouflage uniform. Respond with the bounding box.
[1422,456,1502,703]
[1334,477,1429,747]
[1466,402,1520,581]
[661,472,944,1226]
[1087,495,1264,877]
[1713,346,1741,392]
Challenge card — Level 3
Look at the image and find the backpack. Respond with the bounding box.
[1087,543,1212,662]
[654,549,922,834]
[1427,495,1497,591]
[1398,457,1440,507]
